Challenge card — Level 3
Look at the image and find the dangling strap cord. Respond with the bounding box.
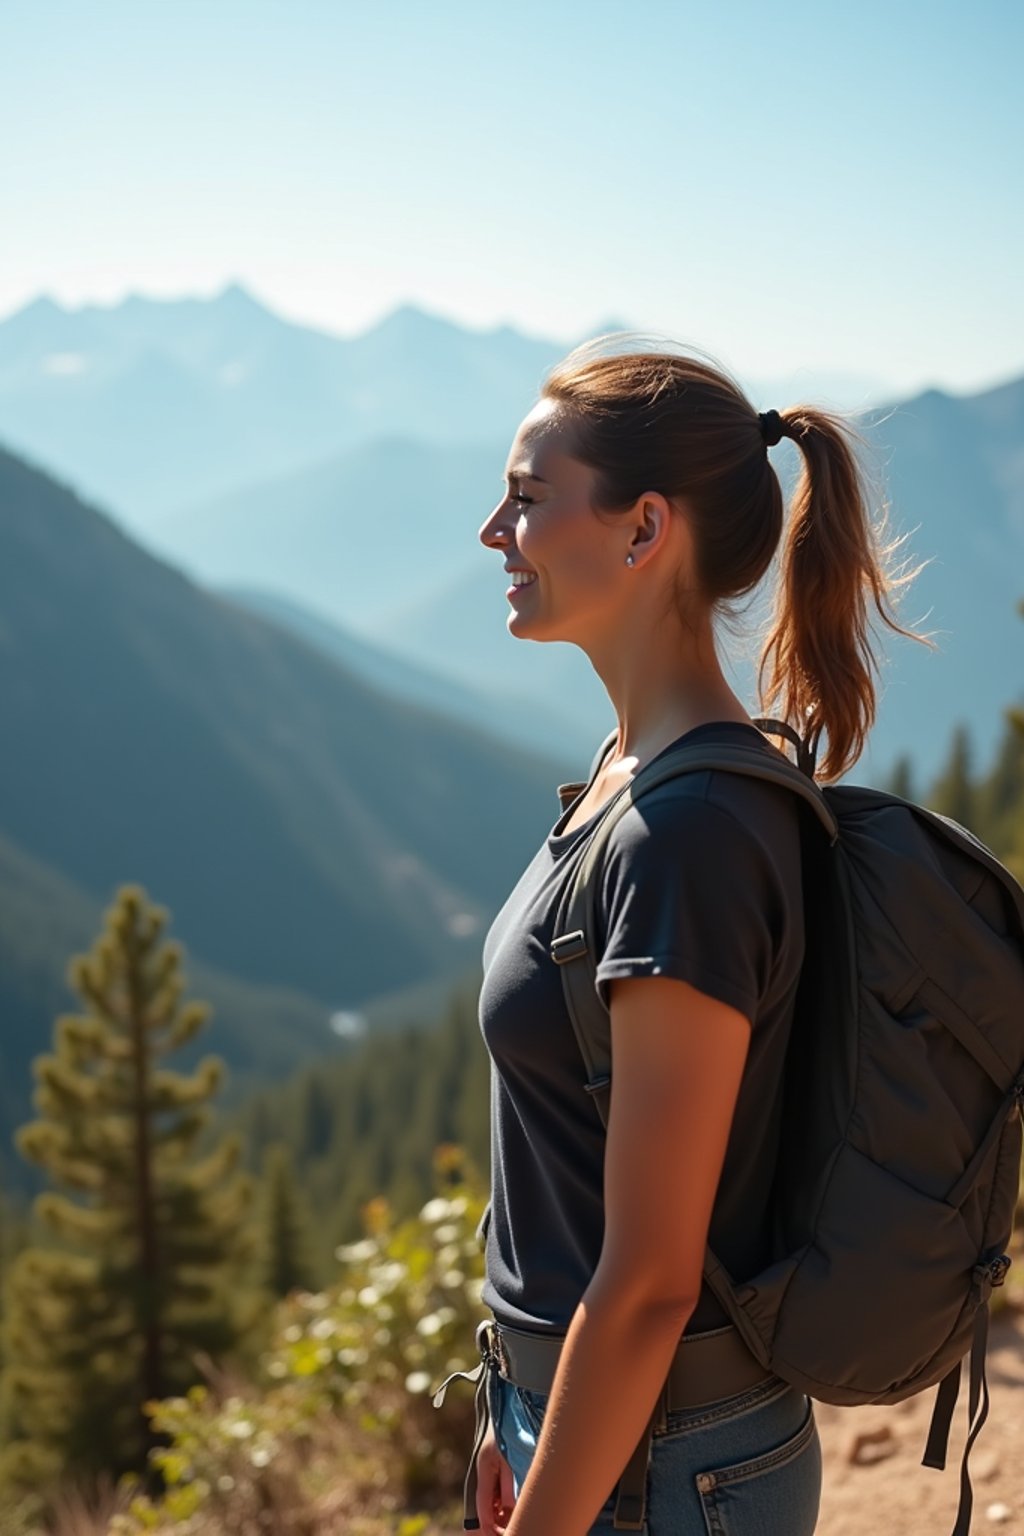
[921,1301,993,1536]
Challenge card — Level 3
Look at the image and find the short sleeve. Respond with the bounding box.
[594,789,787,1025]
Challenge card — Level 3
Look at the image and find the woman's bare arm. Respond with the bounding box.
[502,973,752,1536]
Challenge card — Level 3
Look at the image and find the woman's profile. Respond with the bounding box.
[455,335,924,1535]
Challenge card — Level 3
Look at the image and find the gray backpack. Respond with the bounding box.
[550,718,1024,1536]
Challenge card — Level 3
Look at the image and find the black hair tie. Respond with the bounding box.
[758,409,786,448]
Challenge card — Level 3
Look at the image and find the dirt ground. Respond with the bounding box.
[813,1308,1024,1534]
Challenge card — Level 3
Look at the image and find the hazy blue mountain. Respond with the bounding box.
[849,374,1024,778]
[0,445,566,1022]
[148,436,503,627]
[151,435,612,754]
[0,286,562,527]
[217,586,587,767]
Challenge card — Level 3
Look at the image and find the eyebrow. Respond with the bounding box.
[504,468,549,484]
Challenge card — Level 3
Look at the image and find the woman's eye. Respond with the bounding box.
[509,491,534,506]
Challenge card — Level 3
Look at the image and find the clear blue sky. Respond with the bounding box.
[2,0,1021,396]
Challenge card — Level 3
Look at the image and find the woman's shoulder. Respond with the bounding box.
[613,759,801,844]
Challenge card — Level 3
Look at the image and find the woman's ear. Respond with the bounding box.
[626,491,675,568]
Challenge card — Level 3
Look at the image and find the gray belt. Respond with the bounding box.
[432,1315,775,1531]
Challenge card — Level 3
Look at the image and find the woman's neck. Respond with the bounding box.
[582,613,752,771]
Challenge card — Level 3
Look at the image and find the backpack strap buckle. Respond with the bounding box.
[971,1253,1011,1302]
[551,930,588,965]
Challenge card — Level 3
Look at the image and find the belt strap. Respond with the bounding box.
[432,1317,774,1531]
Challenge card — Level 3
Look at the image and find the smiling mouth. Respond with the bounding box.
[507,573,537,593]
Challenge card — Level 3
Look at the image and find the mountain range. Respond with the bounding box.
[2,286,1022,787]
[0,284,894,537]
[0,287,563,525]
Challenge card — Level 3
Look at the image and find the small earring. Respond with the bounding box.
[625,553,635,566]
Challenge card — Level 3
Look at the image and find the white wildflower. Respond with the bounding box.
[417,1312,443,1337]
[357,1286,380,1308]
[421,1197,451,1223]
[336,1238,378,1263]
[370,1261,407,1292]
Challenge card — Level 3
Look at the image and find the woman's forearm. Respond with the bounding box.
[503,1277,693,1536]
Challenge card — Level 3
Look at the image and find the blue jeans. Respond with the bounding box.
[486,1365,822,1535]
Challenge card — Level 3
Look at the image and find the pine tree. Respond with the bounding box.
[928,722,977,830]
[887,752,917,803]
[258,1142,317,1298]
[0,885,256,1496]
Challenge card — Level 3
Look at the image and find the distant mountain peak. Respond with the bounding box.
[364,302,460,340]
[6,293,66,322]
[215,279,268,312]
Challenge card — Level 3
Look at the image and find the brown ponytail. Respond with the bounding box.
[541,335,933,784]
[758,407,933,782]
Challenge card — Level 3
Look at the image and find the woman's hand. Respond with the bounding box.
[474,1418,517,1534]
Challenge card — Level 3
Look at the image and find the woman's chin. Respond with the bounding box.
[506,612,566,645]
[506,607,535,635]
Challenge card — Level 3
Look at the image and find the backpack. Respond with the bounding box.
[550,717,1024,1536]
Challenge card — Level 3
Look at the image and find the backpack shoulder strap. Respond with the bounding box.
[550,732,837,1128]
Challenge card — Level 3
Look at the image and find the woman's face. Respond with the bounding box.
[478,397,634,646]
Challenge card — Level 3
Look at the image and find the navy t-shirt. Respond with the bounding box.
[477,720,805,1337]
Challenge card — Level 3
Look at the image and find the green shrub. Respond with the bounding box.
[110,1146,487,1533]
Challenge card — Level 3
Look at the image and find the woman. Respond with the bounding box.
[460,335,922,1535]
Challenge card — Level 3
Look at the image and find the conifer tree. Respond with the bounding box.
[258,1142,317,1298]
[0,885,256,1495]
[887,752,916,803]
[928,721,976,830]
[1002,599,1024,880]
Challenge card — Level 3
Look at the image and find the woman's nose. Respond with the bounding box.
[479,503,512,549]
